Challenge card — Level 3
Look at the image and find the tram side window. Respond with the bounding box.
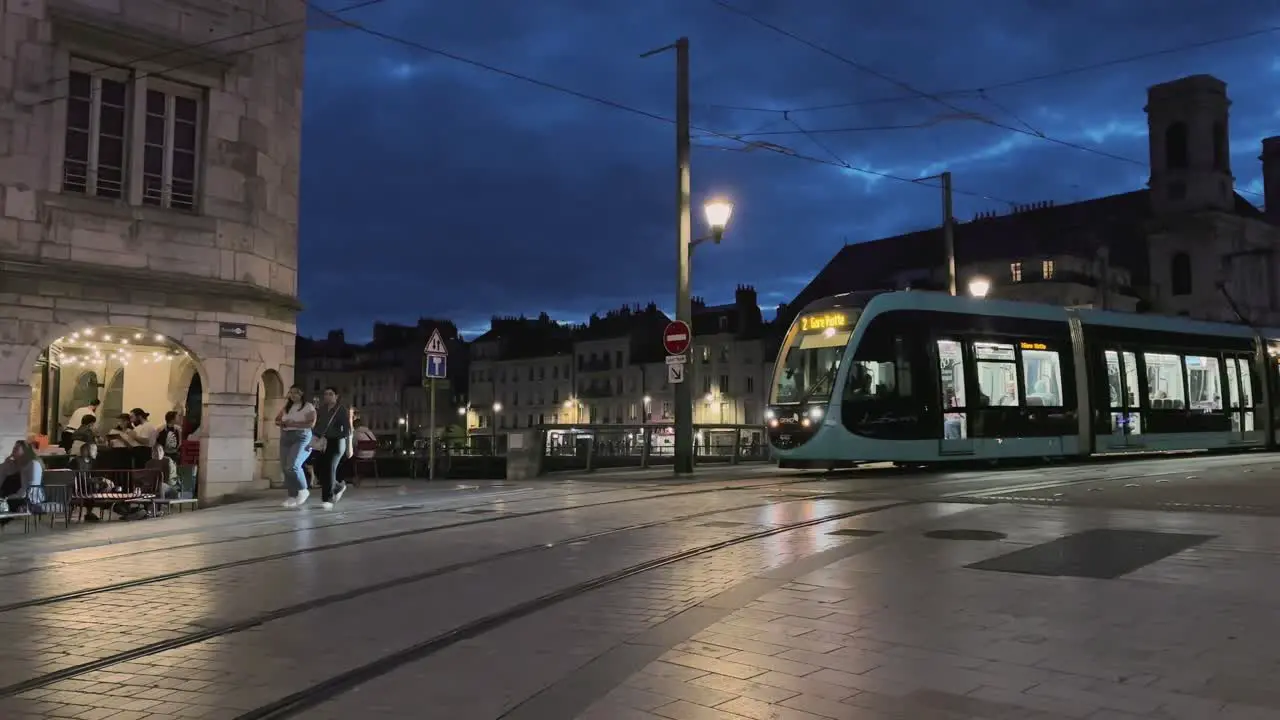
[937,339,966,408]
[1105,351,1122,406]
[1144,353,1186,408]
[1238,359,1255,407]
[849,360,896,397]
[1184,355,1222,411]
[974,342,1018,406]
[1021,349,1063,406]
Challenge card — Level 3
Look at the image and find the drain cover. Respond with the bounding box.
[458,508,498,515]
[925,529,1008,541]
[967,529,1214,580]
[827,529,881,537]
[700,521,748,528]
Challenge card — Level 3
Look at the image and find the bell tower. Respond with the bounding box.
[1145,74,1234,214]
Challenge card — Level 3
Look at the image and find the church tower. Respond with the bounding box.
[1145,75,1234,214]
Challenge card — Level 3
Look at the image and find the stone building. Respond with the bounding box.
[295,320,467,441]
[0,0,305,499]
[783,74,1280,331]
[466,292,774,453]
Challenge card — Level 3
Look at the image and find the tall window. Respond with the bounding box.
[143,86,200,210]
[1165,122,1189,169]
[1010,262,1022,282]
[1171,253,1192,296]
[1042,260,1055,280]
[974,342,1018,406]
[63,70,127,199]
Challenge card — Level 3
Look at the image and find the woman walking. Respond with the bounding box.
[313,386,354,510]
[275,385,317,508]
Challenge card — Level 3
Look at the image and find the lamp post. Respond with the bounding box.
[491,402,502,454]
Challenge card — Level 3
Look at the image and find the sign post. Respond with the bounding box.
[663,321,692,467]
[423,329,449,481]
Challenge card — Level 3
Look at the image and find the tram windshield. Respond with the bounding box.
[771,310,857,404]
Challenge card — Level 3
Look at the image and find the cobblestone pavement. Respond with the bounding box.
[2,454,1280,719]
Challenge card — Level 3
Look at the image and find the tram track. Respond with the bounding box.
[0,494,902,697]
[0,476,827,613]
[229,500,913,720]
[0,473,839,578]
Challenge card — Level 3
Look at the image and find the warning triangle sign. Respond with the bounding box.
[425,329,447,354]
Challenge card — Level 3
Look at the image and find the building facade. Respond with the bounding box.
[464,291,774,450]
[295,320,466,442]
[0,0,305,499]
[783,74,1280,333]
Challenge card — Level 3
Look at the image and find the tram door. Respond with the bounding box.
[936,339,974,456]
[1224,356,1255,442]
[1103,350,1143,450]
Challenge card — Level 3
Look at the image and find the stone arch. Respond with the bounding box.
[12,320,208,389]
[8,320,211,444]
[256,368,288,487]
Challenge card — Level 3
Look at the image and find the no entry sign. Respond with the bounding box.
[663,321,691,355]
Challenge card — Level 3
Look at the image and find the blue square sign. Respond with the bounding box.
[425,352,447,379]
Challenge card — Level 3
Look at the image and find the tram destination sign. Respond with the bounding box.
[799,311,850,332]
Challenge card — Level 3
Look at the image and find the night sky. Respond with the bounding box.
[297,0,1279,340]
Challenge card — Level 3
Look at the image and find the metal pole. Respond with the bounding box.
[673,36,694,475]
[428,378,436,480]
[942,171,956,296]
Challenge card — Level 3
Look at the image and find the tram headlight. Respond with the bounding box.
[764,408,775,420]
[808,406,823,420]
[801,418,811,428]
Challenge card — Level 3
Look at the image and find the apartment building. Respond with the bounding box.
[295,320,465,438]
[464,289,774,445]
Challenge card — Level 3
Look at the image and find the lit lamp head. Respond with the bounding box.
[967,276,991,298]
[457,406,466,416]
[492,402,503,413]
[703,198,733,243]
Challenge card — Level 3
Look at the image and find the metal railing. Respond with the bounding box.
[538,423,772,473]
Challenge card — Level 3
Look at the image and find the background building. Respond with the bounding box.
[464,291,774,451]
[781,74,1280,331]
[295,319,466,443]
[0,0,305,499]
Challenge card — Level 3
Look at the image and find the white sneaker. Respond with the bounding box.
[296,489,310,506]
[282,497,297,508]
[334,484,348,503]
[322,501,334,510]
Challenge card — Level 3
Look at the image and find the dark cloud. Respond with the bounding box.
[298,0,1280,339]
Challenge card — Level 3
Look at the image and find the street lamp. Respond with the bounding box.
[968,277,991,298]
[702,199,733,243]
[642,395,652,423]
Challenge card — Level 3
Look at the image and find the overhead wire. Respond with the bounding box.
[709,0,1265,199]
[298,0,1020,206]
[714,23,1280,114]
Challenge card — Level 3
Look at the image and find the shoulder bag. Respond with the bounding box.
[309,405,338,453]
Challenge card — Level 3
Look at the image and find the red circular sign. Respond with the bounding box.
[663,321,692,355]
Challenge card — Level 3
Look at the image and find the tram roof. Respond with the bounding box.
[802,290,1272,340]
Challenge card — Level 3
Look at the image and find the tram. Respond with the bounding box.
[766,290,1279,465]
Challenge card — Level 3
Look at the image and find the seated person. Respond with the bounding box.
[70,442,147,522]
[0,440,44,525]
[144,444,180,499]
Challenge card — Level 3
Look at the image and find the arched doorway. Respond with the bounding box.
[23,325,203,453]
[257,369,286,487]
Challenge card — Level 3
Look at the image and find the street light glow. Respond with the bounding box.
[642,395,651,404]
[493,402,502,412]
[457,406,466,416]
[704,199,733,230]
[968,277,991,298]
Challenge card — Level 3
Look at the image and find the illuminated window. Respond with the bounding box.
[1042,260,1054,279]
[1010,262,1022,282]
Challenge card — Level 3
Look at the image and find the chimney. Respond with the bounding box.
[734,284,757,308]
[1262,136,1280,221]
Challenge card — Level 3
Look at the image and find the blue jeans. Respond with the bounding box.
[281,429,313,495]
